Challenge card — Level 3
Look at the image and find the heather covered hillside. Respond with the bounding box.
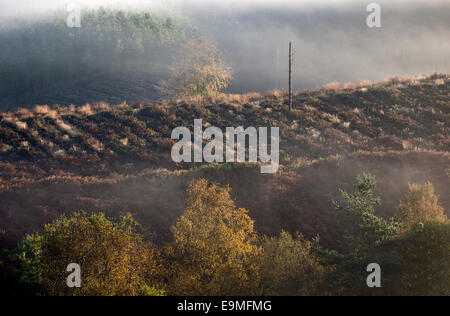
[0,74,448,251]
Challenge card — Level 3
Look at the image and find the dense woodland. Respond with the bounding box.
[0,74,449,295]
[0,9,195,109]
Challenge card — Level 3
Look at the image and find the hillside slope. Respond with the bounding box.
[0,74,449,250]
[0,73,162,111]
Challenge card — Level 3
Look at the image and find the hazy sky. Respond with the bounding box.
[1,0,449,92]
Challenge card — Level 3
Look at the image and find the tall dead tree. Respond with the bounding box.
[288,41,293,111]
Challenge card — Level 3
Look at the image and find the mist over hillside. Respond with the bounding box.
[0,75,448,250]
[0,1,449,296]
[187,0,450,92]
[0,0,449,108]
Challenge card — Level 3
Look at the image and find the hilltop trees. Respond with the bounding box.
[167,179,260,296]
[163,39,232,99]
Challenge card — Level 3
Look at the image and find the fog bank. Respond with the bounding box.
[1,0,449,94]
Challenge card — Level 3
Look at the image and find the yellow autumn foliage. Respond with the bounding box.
[260,231,332,296]
[397,182,447,232]
[164,39,232,99]
[37,212,165,296]
[168,179,261,295]
[398,221,450,296]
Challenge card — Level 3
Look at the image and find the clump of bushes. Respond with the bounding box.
[8,212,165,296]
